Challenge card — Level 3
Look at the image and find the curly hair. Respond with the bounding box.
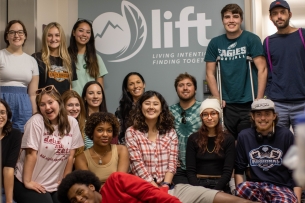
[127,90,174,135]
[82,81,107,119]
[57,170,102,203]
[85,112,120,140]
[196,113,227,156]
[0,99,12,136]
[36,87,71,136]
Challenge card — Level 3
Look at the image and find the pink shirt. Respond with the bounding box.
[125,126,178,183]
[15,114,84,192]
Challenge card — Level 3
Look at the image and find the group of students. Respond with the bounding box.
[1,0,305,203]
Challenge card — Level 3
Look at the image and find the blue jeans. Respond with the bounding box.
[274,101,305,132]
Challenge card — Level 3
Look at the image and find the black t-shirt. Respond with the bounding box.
[186,132,235,190]
[1,128,22,169]
[32,52,77,95]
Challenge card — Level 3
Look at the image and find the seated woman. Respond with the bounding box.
[74,112,129,183]
[81,81,108,149]
[1,99,22,203]
[115,72,145,144]
[62,90,86,157]
[13,85,84,203]
[126,91,255,203]
[186,98,235,193]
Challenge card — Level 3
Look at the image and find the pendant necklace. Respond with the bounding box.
[92,147,111,165]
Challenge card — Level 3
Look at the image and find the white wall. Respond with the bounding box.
[36,0,78,51]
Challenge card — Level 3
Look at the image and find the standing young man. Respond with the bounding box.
[235,99,301,202]
[264,0,305,131]
[169,73,202,184]
[205,4,267,139]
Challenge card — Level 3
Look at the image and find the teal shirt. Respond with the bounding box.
[170,101,202,170]
[204,30,264,103]
[72,54,108,96]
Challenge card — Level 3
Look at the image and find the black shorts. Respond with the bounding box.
[223,102,252,139]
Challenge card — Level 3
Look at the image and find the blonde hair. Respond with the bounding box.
[41,22,72,82]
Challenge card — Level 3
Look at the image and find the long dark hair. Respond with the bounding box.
[196,114,226,155]
[127,91,174,135]
[82,81,107,119]
[0,99,13,136]
[117,72,145,137]
[68,19,100,79]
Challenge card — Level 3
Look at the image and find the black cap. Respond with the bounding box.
[269,0,290,11]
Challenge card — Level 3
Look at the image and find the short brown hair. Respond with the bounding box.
[221,4,244,20]
[4,20,27,47]
[174,72,197,91]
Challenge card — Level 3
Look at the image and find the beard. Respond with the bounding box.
[273,17,290,29]
[178,92,196,102]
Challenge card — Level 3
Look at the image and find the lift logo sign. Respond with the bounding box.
[93,1,147,62]
[93,1,212,63]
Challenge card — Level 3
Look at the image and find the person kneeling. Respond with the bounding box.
[235,98,302,203]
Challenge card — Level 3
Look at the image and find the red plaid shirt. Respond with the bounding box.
[126,126,178,183]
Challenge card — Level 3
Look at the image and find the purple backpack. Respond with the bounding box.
[266,28,305,72]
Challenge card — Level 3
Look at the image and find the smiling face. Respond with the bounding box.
[222,11,242,35]
[85,84,103,109]
[141,95,161,122]
[93,122,113,146]
[65,97,81,119]
[201,108,219,131]
[126,74,145,102]
[176,78,196,102]
[47,26,61,51]
[269,7,291,29]
[67,183,98,203]
[39,94,60,125]
[6,23,26,48]
[252,110,276,134]
[0,103,8,131]
[73,22,91,46]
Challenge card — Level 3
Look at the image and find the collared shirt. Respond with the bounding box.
[170,101,202,170]
[125,126,178,183]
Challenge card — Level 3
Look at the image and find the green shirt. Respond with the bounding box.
[204,30,264,103]
[72,54,108,96]
[170,101,202,170]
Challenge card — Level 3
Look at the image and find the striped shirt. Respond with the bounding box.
[125,126,178,183]
[169,101,202,170]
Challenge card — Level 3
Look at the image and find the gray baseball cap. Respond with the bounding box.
[251,99,275,111]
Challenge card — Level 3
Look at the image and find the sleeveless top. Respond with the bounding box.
[84,144,118,183]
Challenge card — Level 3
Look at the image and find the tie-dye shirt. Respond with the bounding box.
[170,101,202,170]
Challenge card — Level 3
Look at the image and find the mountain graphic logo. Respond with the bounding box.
[93,1,147,62]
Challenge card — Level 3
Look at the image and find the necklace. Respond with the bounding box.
[206,144,216,153]
[91,146,111,165]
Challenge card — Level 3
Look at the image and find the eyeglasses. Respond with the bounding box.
[0,110,7,116]
[7,30,25,36]
[36,85,58,95]
[202,112,219,119]
[181,110,186,124]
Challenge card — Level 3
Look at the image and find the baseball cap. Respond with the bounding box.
[251,99,275,111]
[269,0,290,11]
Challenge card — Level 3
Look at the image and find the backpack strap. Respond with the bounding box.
[266,36,273,72]
[299,28,305,49]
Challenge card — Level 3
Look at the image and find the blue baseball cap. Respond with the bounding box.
[269,0,290,11]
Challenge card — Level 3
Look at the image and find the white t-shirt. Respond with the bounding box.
[15,114,84,192]
[0,49,39,87]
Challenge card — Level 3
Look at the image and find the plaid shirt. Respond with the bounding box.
[125,126,178,183]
